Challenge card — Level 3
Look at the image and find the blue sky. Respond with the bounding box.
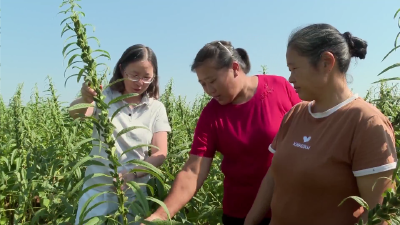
[2,0,400,106]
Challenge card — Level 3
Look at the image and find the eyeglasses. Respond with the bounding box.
[124,72,154,84]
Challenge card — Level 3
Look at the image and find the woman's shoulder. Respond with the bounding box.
[285,101,309,118]
[256,74,295,96]
[148,98,166,109]
[347,97,393,127]
[257,74,289,85]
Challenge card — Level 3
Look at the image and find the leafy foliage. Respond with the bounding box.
[1,1,399,225]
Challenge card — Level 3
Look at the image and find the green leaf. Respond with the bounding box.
[68,173,110,198]
[30,208,47,224]
[371,176,394,191]
[377,63,400,76]
[381,45,400,62]
[42,198,50,208]
[62,42,77,56]
[128,202,146,218]
[338,196,369,210]
[116,126,150,138]
[79,183,113,200]
[64,155,106,177]
[126,181,149,215]
[111,103,137,121]
[124,159,164,179]
[108,93,138,106]
[87,36,101,47]
[140,218,182,225]
[394,32,400,48]
[394,8,400,19]
[103,78,126,90]
[67,53,82,68]
[64,47,80,59]
[61,23,73,37]
[120,144,159,157]
[64,74,82,87]
[91,49,111,59]
[68,103,94,111]
[147,196,174,222]
[79,191,111,222]
[63,60,83,77]
[77,67,86,83]
[129,168,165,187]
[72,137,95,151]
[372,77,400,84]
[83,23,95,32]
[94,53,111,60]
[83,216,100,225]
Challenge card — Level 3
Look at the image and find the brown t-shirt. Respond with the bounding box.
[269,94,397,225]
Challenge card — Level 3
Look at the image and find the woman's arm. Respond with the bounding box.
[146,154,213,220]
[69,83,97,119]
[69,97,95,119]
[356,170,395,225]
[350,115,398,225]
[145,101,218,221]
[135,131,168,178]
[244,169,275,225]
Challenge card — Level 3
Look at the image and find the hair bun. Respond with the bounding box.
[342,31,368,59]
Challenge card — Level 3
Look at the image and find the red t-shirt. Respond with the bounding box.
[190,74,301,218]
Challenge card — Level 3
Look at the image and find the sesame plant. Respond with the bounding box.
[58,0,173,224]
[3,1,400,225]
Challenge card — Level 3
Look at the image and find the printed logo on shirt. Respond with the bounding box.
[293,136,311,150]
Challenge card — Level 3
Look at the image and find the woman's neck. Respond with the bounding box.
[311,83,353,113]
[232,75,258,105]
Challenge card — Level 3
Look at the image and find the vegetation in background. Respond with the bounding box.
[0,1,399,225]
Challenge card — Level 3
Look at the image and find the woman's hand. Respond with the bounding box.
[111,169,136,192]
[81,82,102,103]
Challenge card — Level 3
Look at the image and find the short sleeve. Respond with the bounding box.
[284,79,302,106]
[152,103,171,133]
[269,111,291,154]
[189,102,217,158]
[351,115,397,177]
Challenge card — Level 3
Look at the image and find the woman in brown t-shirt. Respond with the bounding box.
[244,23,398,225]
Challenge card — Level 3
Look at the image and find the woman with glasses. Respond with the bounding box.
[69,44,171,224]
[145,40,301,225]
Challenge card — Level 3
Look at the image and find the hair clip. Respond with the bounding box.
[218,41,233,56]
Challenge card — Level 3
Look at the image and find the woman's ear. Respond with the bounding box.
[232,62,239,77]
[320,51,335,73]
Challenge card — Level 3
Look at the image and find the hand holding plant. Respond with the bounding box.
[111,169,137,192]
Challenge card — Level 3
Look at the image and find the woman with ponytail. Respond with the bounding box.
[146,40,301,225]
[245,24,397,225]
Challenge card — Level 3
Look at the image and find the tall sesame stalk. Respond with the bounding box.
[59,0,131,223]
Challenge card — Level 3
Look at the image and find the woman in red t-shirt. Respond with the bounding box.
[145,40,301,225]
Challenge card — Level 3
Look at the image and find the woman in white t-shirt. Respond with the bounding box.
[69,44,171,224]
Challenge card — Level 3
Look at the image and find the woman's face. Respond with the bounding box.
[195,61,241,105]
[121,60,154,96]
[286,47,328,101]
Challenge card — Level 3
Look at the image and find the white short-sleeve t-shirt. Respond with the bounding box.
[83,87,171,193]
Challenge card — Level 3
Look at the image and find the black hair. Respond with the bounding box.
[288,23,368,73]
[191,40,251,74]
[109,44,159,99]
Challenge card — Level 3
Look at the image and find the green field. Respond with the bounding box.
[1,1,400,225]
